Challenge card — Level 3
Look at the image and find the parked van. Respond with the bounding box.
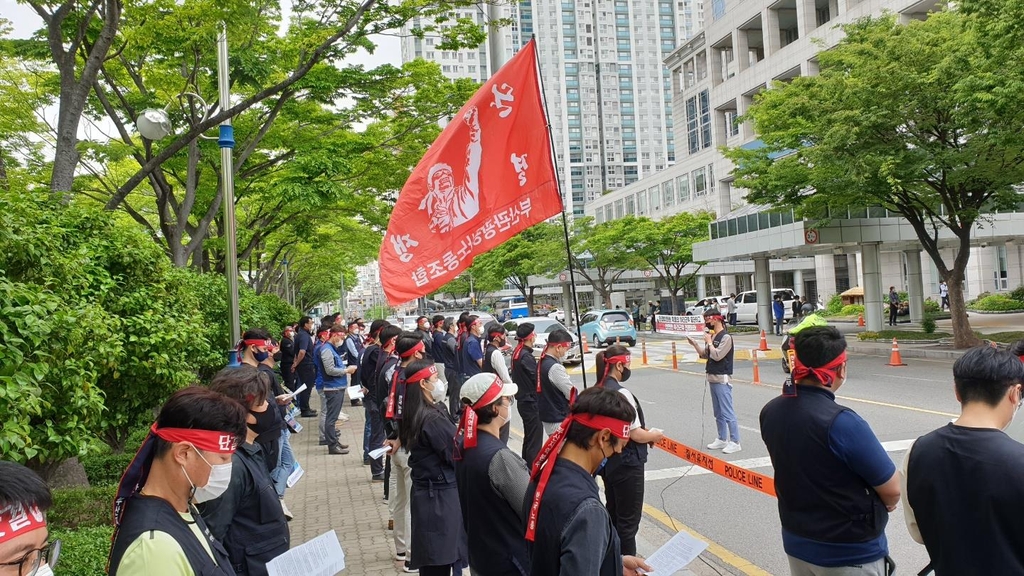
[734,289,797,323]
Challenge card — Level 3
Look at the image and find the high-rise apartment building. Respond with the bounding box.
[400,7,523,84]
[402,0,704,217]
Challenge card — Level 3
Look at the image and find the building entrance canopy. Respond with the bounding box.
[693,206,1024,262]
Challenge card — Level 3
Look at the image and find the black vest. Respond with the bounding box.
[456,433,530,576]
[760,386,888,544]
[409,406,459,486]
[483,343,500,374]
[434,331,457,369]
[220,447,290,576]
[527,460,620,576]
[108,496,234,576]
[907,425,1024,575]
[360,345,382,391]
[510,346,538,402]
[537,356,569,423]
[705,329,734,375]
[599,377,647,471]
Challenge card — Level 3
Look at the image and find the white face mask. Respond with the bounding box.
[183,444,233,503]
[429,379,448,403]
[1005,388,1023,431]
[497,400,511,426]
[34,563,54,576]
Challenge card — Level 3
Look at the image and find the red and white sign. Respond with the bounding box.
[643,270,653,278]
[558,273,568,282]
[655,315,706,337]
[804,229,819,244]
[379,39,562,305]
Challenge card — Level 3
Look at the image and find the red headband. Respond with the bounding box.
[406,364,438,385]
[318,330,330,340]
[536,343,572,393]
[1019,355,1024,364]
[599,354,631,384]
[526,405,631,541]
[457,376,505,452]
[240,339,271,349]
[0,504,46,544]
[792,350,847,388]
[150,422,238,453]
[400,340,425,358]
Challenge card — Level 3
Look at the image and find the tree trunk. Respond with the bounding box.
[526,286,535,314]
[669,289,680,314]
[49,86,82,200]
[946,271,980,348]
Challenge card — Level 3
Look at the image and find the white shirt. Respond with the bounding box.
[489,349,513,384]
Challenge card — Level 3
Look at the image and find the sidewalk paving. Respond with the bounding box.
[285,397,721,575]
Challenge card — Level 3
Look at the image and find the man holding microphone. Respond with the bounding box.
[686,308,741,454]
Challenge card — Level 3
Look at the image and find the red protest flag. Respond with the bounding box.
[379,39,562,305]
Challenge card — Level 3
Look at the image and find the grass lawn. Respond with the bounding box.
[858,330,951,341]
[978,331,1024,344]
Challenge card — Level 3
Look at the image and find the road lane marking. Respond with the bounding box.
[650,365,960,418]
[642,504,772,576]
[646,438,917,481]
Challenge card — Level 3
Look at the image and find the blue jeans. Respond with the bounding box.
[709,382,740,443]
[271,427,295,498]
[775,316,784,335]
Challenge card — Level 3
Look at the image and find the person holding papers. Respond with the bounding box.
[201,366,290,576]
[399,358,467,575]
[595,344,664,556]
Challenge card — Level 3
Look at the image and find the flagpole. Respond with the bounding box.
[532,36,589,388]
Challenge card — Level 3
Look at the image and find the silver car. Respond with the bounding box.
[508,316,582,365]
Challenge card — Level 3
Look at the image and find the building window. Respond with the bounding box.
[649,186,661,211]
[614,200,625,219]
[626,194,636,215]
[693,167,706,196]
[726,111,740,137]
[637,192,648,214]
[676,174,689,202]
[996,245,1009,290]
[662,180,675,207]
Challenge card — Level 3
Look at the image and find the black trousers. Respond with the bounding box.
[445,368,463,417]
[366,400,385,476]
[295,363,316,411]
[517,398,543,467]
[323,390,344,447]
[603,464,645,556]
[889,304,899,326]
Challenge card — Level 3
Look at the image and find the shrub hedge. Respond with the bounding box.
[51,526,115,576]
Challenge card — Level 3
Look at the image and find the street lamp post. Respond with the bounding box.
[136,23,239,365]
[282,259,291,306]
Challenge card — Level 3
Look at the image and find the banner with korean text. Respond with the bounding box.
[379,39,561,305]
[655,315,707,337]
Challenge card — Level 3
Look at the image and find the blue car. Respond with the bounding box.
[580,309,637,347]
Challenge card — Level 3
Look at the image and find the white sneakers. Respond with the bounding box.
[338,411,350,422]
[707,438,742,454]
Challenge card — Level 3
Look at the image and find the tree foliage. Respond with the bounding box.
[618,211,714,314]
[569,217,646,305]
[724,12,1024,347]
[473,222,564,311]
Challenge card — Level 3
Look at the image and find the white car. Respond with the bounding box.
[508,317,582,364]
[547,309,566,322]
[734,288,797,323]
[685,296,730,316]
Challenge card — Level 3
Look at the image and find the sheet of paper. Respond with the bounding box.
[643,530,708,575]
[347,386,364,400]
[284,383,307,401]
[286,463,304,488]
[368,445,392,460]
[267,530,345,576]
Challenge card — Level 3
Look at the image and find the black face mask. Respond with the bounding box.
[249,406,281,441]
[621,367,632,382]
[254,350,270,362]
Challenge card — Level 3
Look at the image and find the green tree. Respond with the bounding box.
[569,217,645,305]
[619,211,714,314]
[724,12,1024,348]
[473,222,563,312]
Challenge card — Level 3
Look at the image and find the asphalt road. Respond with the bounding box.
[517,338,999,576]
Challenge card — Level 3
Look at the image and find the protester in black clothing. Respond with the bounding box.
[510,322,543,466]
[238,329,288,471]
[292,316,317,417]
[279,325,296,388]
[397,358,467,575]
[888,287,900,327]
[201,366,289,576]
[433,316,462,416]
[364,322,399,481]
[455,373,528,576]
[595,345,663,556]
[525,386,651,576]
[901,345,1024,576]
[109,387,247,576]
[537,329,576,435]
[416,316,435,362]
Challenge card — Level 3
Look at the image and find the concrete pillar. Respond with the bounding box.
[721,274,736,296]
[905,249,924,323]
[711,47,724,85]
[733,28,749,73]
[697,275,707,299]
[836,0,848,16]
[738,94,755,140]
[862,243,883,332]
[795,0,816,36]
[793,269,804,296]
[764,8,780,56]
[754,256,773,334]
[851,253,862,288]
[562,283,572,324]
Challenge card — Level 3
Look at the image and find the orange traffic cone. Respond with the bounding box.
[759,330,770,351]
[752,350,762,385]
[582,334,590,354]
[616,336,621,345]
[641,337,648,365]
[671,341,678,371]
[887,337,907,367]
[858,313,865,327]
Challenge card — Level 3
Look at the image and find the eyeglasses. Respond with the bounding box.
[0,540,61,576]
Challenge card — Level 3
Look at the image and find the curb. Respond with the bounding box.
[845,343,966,360]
